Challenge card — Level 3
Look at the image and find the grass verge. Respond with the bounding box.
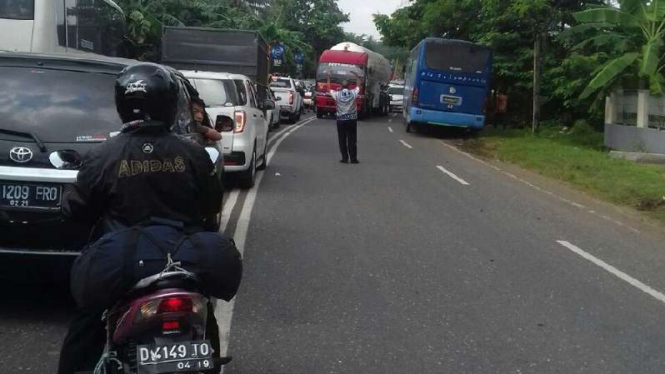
[458,126,665,224]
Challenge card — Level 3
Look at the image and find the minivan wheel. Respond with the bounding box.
[238,148,256,189]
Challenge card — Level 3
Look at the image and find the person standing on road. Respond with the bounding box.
[327,71,362,164]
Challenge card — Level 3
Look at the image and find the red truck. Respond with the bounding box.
[315,43,391,119]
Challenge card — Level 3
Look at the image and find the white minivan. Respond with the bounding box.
[182,71,273,188]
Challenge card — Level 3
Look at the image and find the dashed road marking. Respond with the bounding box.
[558,240,665,304]
[399,140,413,149]
[438,140,640,234]
[436,165,470,186]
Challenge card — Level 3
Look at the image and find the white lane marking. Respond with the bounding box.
[388,126,394,133]
[267,115,313,147]
[438,140,640,234]
[436,165,470,186]
[390,113,397,118]
[216,118,311,359]
[557,240,665,305]
[399,140,413,149]
[220,189,239,232]
[388,118,393,123]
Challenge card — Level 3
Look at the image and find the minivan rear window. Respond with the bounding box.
[0,0,34,20]
[189,78,239,107]
[0,66,121,143]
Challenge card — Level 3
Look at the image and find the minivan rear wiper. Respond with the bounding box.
[0,128,47,152]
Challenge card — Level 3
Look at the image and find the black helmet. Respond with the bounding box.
[115,63,179,125]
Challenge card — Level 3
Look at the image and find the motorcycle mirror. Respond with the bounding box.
[215,115,234,132]
[205,147,220,164]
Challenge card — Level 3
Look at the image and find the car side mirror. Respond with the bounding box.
[215,115,234,132]
[205,147,220,164]
[263,99,276,110]
[274,97,282,101]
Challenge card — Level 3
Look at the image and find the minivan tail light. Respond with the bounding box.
[289,92,294,105]
[234,110,246,133]
[412,88,419,105]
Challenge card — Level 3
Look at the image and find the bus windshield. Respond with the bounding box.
[0,0,34,20]
[424,41,490,74]
[316,63,364,84]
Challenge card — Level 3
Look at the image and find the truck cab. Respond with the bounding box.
[315,49,369,119]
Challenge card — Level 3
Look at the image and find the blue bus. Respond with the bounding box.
[403,38,493,132]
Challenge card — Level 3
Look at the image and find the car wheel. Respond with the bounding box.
[296,112,301,121]
[238,147,256,189]
[257,135,268,171]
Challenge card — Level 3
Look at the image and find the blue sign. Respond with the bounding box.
[295,52,304,65]
[271,43,285,67]
[271,43,285,60]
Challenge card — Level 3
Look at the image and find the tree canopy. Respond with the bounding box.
[373,0,624,127]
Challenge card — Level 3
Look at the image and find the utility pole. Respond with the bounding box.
[532,31,542,133]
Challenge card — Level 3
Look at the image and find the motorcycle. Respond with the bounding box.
[93,265,231,374]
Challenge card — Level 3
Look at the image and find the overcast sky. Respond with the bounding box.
[337,0,405,39]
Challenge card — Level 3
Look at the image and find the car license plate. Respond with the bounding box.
[440,95,462,106]
[137,341,213,374]
[0,183,62,210]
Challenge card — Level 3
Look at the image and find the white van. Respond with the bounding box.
[182,71,273,188]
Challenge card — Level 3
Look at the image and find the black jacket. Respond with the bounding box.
[62,121,222,234]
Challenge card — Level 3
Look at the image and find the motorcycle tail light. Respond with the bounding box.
[158,297,192,313]
[135,295,206,324]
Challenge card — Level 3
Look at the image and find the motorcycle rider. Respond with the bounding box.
[57,63,223,374]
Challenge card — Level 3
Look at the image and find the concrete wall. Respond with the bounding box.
[605,123,665,154]
[605,90,665,154]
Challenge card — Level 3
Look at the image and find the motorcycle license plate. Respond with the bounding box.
[137,341,213,374]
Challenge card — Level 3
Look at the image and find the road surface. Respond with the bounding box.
[2,114,665,374]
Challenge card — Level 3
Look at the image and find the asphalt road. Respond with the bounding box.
[2,113,665,374]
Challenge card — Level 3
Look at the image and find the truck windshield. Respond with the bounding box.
[316,63,364,84]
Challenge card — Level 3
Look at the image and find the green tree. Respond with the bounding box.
[573,0,665,98]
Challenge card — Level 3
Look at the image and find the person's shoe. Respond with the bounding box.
[340,159,349,163]
[351,159,359,164]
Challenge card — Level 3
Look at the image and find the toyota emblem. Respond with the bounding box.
[9,147,33,163]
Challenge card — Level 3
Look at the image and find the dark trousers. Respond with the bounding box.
[336,119,358,161]
[58,302,220,374]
